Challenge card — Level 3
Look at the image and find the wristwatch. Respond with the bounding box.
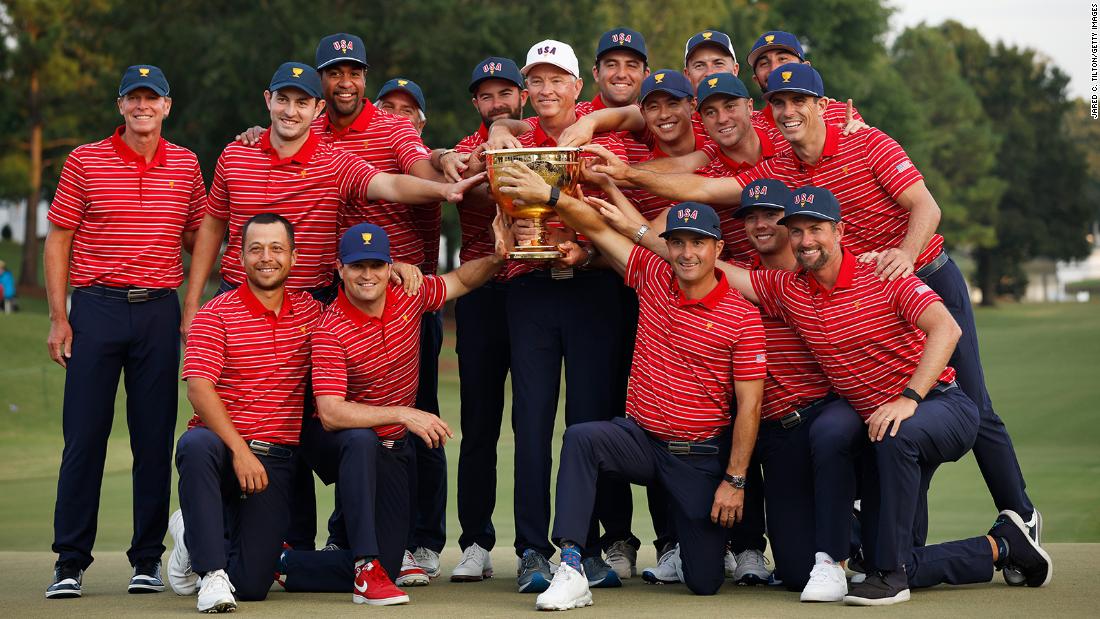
[632,224,650,244]
[723,473,746,489]
[547,186,561,207]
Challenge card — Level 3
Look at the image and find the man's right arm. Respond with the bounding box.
[187,378,269,494]
[44,224,75,367]
[182,214,228,339]
[315,396,453,448]
[634,150,711,174]
[584,144,743,204]
[556,106,646,147]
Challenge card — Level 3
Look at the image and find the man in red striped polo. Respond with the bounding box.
[169,213,323,613]
[494,163,766,610]
[44,65,207,600]
[275,220,508,605]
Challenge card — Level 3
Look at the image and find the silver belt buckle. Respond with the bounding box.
[126,288,150,303]
[780,411,802,430]
[248,440,272,456]
[667,441,691,455]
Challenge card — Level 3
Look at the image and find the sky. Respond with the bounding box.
[889,0,1093,100]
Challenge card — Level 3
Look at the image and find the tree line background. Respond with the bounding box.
[1,0,1096,305]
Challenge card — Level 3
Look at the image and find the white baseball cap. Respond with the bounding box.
[521,39,580,78]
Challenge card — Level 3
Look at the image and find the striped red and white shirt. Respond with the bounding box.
[311,279,448,439]
[207,130,379,291]
[753,100,864,156]
[311,103,432,264]
[49,127,207,288]
[577,95,652,164]
[182,286,322,445]
[626,246,767,440]
[734,258,831,421]
[736,124,942,268]
[694,126,779,264]
[749,249,955,418]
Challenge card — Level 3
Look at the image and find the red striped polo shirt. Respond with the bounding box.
[694,127,778,264]
[736,124,943,268]
[749,249,956,418]
[734,258,831,421]
[630,134,710,222]
[207,130,380,291]
[410,201,441,274]
[48,127,207,288]
[311,103,432,264]
[753,99,864,156]
[625,246,767,440]
[182,285,322,444]
[577,96,652,164]
[311,279,448,439]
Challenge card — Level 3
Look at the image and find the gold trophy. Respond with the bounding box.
[486,147,581,260]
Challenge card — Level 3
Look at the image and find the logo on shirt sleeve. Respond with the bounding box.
[915,284,932,295]
[895,161,913,173]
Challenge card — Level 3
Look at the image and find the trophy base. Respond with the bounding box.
[508,248,563,260]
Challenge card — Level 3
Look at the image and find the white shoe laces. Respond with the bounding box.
[457,544,485,567]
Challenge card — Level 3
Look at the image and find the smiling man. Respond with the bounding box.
[44,64,207,600]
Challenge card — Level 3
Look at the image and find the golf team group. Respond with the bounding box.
[40,23,1053,613]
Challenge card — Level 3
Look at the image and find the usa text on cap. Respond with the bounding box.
[596,27,647,63]
[522,39,580,78]
[340,223,392,264]
[684,30,737,65]
[640,69,694,103]
[269,62,323,99]
[378,78,426,112]
[696,72,750,110]
[659,201,722,240]
[469,56,524,92]
[746,31,805,69]
[734,178,792,218]
[119,65,169,97]
[764,62,824,100]
[316,33,368,70]
[778,185,841,225]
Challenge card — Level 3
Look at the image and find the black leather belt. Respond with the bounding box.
[762,393,838,431]
[658,437,723,455]
[79,285,174,303]
[915,249,950,279]
[247,440,295,459]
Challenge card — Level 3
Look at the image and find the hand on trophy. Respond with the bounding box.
[495,161,552,206]
[491,207,516,260]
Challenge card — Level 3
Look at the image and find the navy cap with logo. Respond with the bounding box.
[695,72,750,110]
[377,78,426,112]
[119,65,170,97]
[746,31,805,69]
[340,223,392,264]
[469,56,524,92]
[734,178,793,218]
[659,202,723,240]
[765,62,824,100]
[596,27,647,63]
[316,33,368,70]
[269,62,323,99]
[778,185,842,225]
[684,30,737,65]
[640,69,693,103]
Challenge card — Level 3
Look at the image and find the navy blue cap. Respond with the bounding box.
[746,31,805,69]
[765,63,824,100]
[640,69,693,103]
[340,223,392,264]
[734,179,792,218]
[269,62,323,98]
[377,78,426,112]
[469,56,524,92]
[684,30,737,64]
[659,202,722,240]
[695,72,750,110]
[596,27,647,63]
[316,33,368,70]
[119,65,169,97]
[779,185,841,225]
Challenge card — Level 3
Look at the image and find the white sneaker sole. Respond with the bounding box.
[844,588,910,606]
[800,587,846,602]
[354,593,410,605]
[396,572,430,587]
[128,581,166,594]
[198,599,237,613]
[535,592,593,611]
[451,569,493,582]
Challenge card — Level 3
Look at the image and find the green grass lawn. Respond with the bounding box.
[0,255,1097,556]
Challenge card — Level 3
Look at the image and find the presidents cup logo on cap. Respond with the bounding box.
[292,67,304,77]
[654,72,665,83]
[139,67,150,77]
[362,232,373,245]
[765,34,776,44]
[707,77,719,88]
[781,71,792,82]
[702,32,713,40]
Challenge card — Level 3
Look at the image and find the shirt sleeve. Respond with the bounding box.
[185,157,208,232]
[47,149,88,230]
[419,275,448,312]
[733,156,777,188]
[624,244,663,291]
[310,323,350,398]
[732,305,768,381]
[866,129,924,200]
[748,268,792,321]
[206,150,231,221]
[885,274,943,325]
[181,306,227,384]
[336,152,382,206]
[388,118,432,173]
[453,133,481,155]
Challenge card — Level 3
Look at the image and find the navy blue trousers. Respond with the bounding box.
[921,257,1033,517]
[408,310,446,553]
[860,387,992,586]
[52,288,179,569]
[455,283,511,551]
[755,397,864,590]
[299,415,412,579]
[507,270,634,559]
[552,417,729,595]
[175,427,294,601]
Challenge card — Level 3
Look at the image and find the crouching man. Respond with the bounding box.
[168,213,323,612]
[496,164,766,610]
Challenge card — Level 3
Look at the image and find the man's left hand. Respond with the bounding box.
[874,247,916,281]
[866,396,919,442]
[710,483,745,528]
